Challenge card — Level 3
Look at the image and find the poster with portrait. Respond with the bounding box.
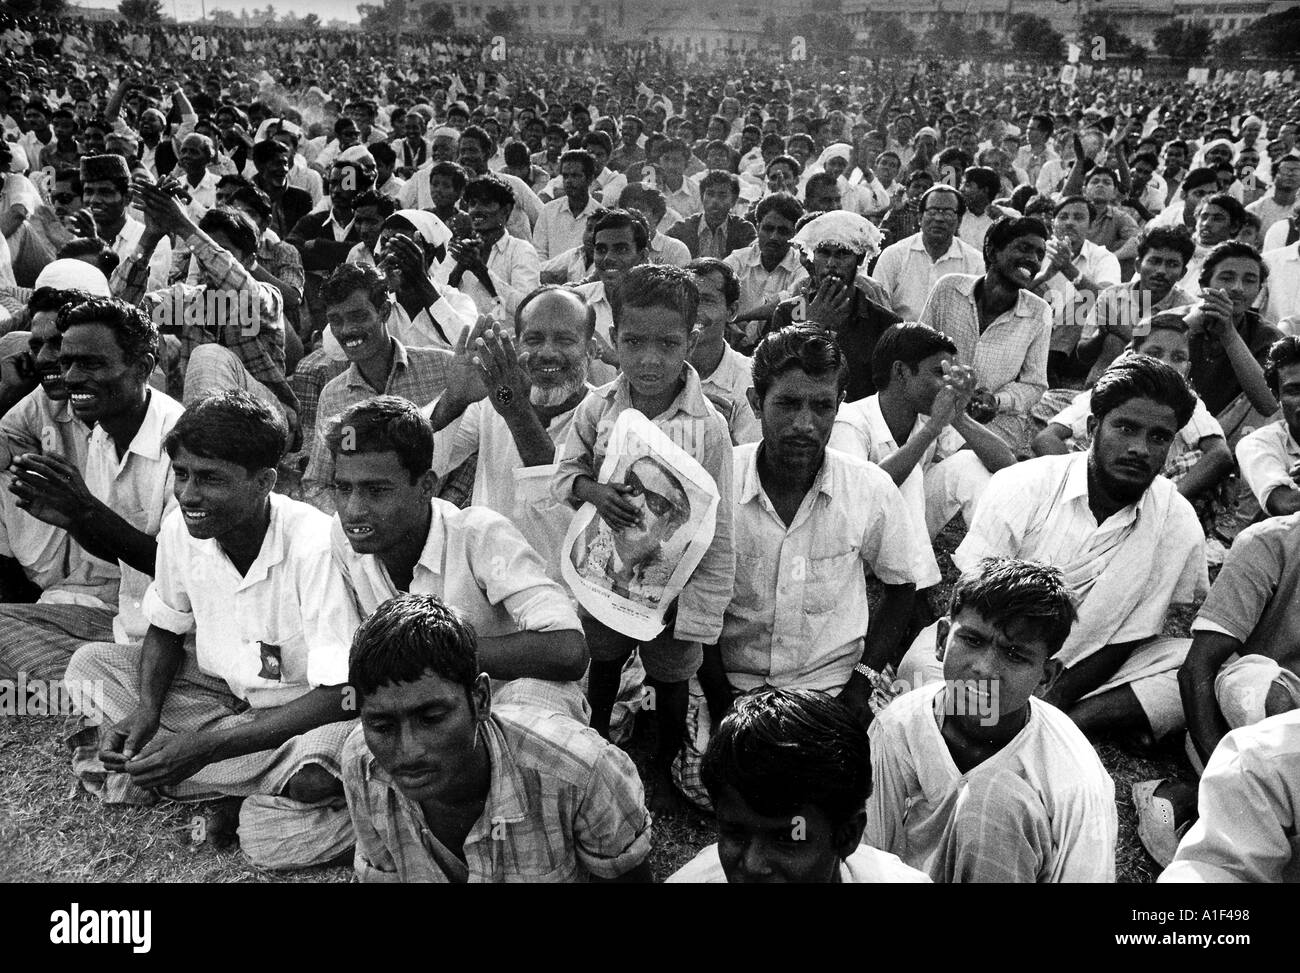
[561,410,719,643]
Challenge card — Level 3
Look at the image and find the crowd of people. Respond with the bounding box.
[1,11,1299,883]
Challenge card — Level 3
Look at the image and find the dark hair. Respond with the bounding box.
[163,389,287,473]
[462,173,516,210]
[1137,224,1196,266]
[1264,336,1300,396]
[1091,353,1196,430]
[921,184,966,218]
[687,257,740,307]
[514,283,597,339]
[610,264,699,335]
[56,238,119,276]
[322,262,390,314]
[199,207,259,258]
[1084,166,1120,190]
[700,688,871,829]
[230,184,274,224]
[948,557,1076,658]
[804,171,839,202]
[961,165,1000,201]
[698,169,740,198]
[583,130,613,156]
[766,153,803,178]
[324,395,432,483]
[348,593,479,705]
[1029,113,1054,136]
[56,296,157,364]
[28,286,94,317]
[752,324,848,402]
[754,191,803,226]
[251,138,291,169]
[54,168,83,193]
[559,148,597,180]
[369,142,396,168]
[459,124,494,156]
[591,208,649,252]
[1180,167,1218,194]
[619,184,666,221]
[349,189,397,220]
[871,323,958,391]
[1054,194,1096,222]
[502,141,530,167]
[1199,240,1267,288]
[1198,192,1247,230]
[1131,312,1190,353]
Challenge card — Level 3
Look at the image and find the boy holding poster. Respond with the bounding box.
[554,265,735,810]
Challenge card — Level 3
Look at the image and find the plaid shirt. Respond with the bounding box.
[288,348,348,463]
[343,707,652,882]
[113,232,299,417]
[302,341,452,513]
[918,273,1051,418]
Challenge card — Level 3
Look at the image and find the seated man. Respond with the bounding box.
[1235,335,1300,518]
[342,593,652,883]
[686,259,761,445]
[668,688,929,883]
[326,396,588,721]
[868,557,1117,882]
[301,263,453,514]
[767,211,900,403]
[1159,711,1300,883]
[1,297,183,683]
[65,391,360,871]
[830,323,1015,592]
[898,356,1208,743]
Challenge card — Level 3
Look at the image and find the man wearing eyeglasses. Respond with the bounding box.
[872,186,986,320]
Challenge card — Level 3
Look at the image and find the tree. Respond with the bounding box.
[422,3,454,31]
[924,15,966,58]
[1008,13,1064,60]
[871,14,915,54]
[1153,21,1212,60]
[209,8,239,24]
[263,3,277,22]
[358,0,408,32]
[1226,8,1300,59]
[1213,33,1245,61]
[969,28,996,55]
[483,7,520,34]
[8,0,67,15]
[302,12,321,28]
[118,0,163,23]
[1079,12,1139,57]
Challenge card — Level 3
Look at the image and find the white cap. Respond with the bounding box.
[34,259,111,296]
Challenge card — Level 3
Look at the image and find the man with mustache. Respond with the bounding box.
[898,355,1208,745]
[72,155,172,291]
[725,192,807,338]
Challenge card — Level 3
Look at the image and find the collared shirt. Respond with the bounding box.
[1016,144,1060,188]
[649,232,691,268]
[873,233,987,320]
[112,216,172,291]
[553,366,735,644]
[332,497,580,640]
[1262,244,1300,326]
[668,842,930,883]
[343,705,652,883]
[866,682,1117,883]
[1182,309,1283,417]
[828,394,966,588]
[540,245,591,284]
[1235,419,1300,512]
[142,493,357,709]
[698,344,761,445]
[1042,239,1122,329]
[303,341,451,513]
[572,279,615,343]
[695,214,730,260]
[533,195,601,262]
[114,232,298,418]
[1086,206,1140,256]
[724,242,808,316]
[431,396,582,583]
[661,174,701,223]
[956,452,1207,666]
[722,442,916,694]
[919,273,1051,416]
[1161,710,1300,884]
[434,233,540,318]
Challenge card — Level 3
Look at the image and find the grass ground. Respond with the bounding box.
[0,521,1201,883]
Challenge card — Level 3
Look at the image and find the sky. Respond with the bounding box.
[73,0,366,23]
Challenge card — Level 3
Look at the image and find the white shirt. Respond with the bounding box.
[142,493,356,709]
[114,215,172,291]
[331,498,580,639]
[829,395,965,587]
[573,279,615,343]
[532,194,601,262]
[430,396,583,583]
[1262,217,1293,253]
[724,242,808,316]
[1246,193,1294,237]
[873,233,986,320]
[649,231,691,268]
[721,443,918,695]
[1261,245,1300,326]
[866,682,1117,882]
[433,233,540,318]
[1235,419,1300,512]
[667,841,930,883]
[1052,389,1224,475]
[699,345,761,445]
[1042,239,1122,327]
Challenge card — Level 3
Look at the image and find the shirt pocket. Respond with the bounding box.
[804,549,861,616]
[235,629,307,690]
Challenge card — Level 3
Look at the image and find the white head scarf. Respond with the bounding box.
[791,211,883,259]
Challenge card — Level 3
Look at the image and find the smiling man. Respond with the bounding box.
[341,593,651,883]
[669,688,928,883]
[0,296,183,684]
[437,173,540,318]
[65,390,360,870]
[76,155,172,291]
[899,356,1207,744]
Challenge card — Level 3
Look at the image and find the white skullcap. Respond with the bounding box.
[389,209,452,249]
[34,259,111,296]
[792,211,883,259]
[336,145,376,168]
[430,126,460,141]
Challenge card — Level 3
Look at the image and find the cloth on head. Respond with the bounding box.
[388,209,452,249]
[430,126,459,141]
[915,126,939,141]
[336,145,376,169]
[34,259,111,296]
[792,210,884,258]
[79,154,131,184]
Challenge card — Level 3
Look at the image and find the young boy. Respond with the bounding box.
[553,264,734,809]
[867,557,1117,882]
[669,687,928,883]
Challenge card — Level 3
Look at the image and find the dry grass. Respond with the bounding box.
[0,517,1205,884]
